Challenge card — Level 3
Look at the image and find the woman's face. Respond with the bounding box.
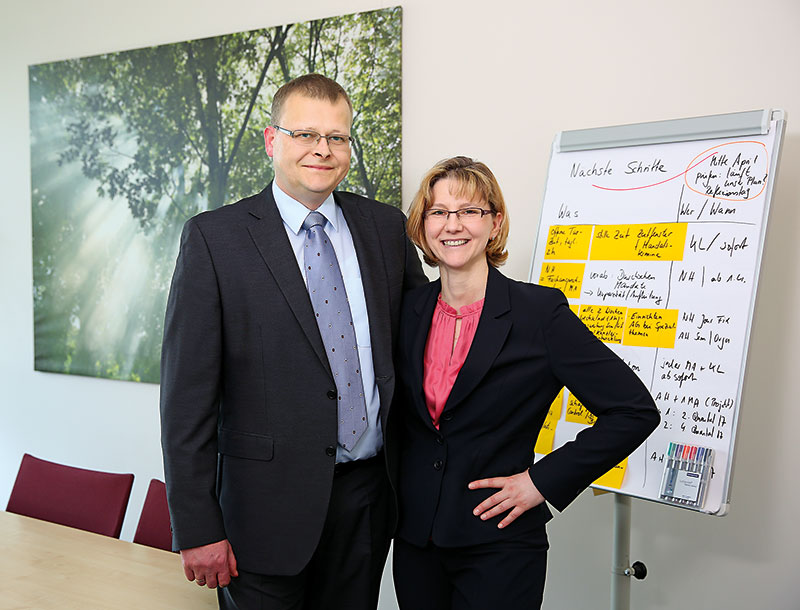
[424,177,502,274]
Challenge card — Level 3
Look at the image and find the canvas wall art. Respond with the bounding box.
[30,6,402,383]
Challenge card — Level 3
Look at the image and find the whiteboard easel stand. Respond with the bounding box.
[611,494,646,610]
[533,108,786,610]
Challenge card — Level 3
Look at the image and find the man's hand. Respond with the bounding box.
[180,539,238,589]
[468,470,545,529]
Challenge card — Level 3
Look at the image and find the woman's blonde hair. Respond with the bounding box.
[407,156,509,267]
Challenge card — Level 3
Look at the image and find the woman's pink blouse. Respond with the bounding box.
[423,295,485,428]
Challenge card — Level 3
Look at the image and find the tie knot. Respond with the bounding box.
[302,211,327,232]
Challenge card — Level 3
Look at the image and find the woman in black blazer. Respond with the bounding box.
[390,156,659,609]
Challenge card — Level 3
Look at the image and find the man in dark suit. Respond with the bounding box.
[160,74,426,610]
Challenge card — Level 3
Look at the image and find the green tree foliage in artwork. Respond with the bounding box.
[30,8,402,383]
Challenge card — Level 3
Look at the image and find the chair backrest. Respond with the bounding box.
[6,453,134,538]
[133,478,174,552]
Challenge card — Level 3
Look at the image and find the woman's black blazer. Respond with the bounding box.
[389,266,659,548]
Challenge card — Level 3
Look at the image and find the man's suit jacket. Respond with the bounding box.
[390,265,659,548]
[160,184,426,575]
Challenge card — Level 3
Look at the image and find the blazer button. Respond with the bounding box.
[327,390,337,400]
[325,446,336,457]
[442,412,453,421]
[433,459,443,470]
[435,436,444,445]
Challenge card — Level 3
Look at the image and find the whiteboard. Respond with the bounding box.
[529,109,786,515]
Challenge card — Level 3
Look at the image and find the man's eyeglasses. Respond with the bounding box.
[423,207,494,223]
[273,125,353,148]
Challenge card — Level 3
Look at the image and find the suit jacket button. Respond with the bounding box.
[435,436,444,445]
[433,459,443,470]
[327,390,337,400]
[442,412,453,421]
[325,446,336,457]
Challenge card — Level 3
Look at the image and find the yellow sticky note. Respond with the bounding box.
[534,423,556,456]
[534,390,564,455]
[544,225,592,260]
[623,308,679,348]
[579,304,627,344]
[569,304,580,315]
[539,262,586,298]
[594,458,628,489]
[590,223,688,261]
[565,392,596,426]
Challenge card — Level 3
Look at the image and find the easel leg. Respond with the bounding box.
[611,494,632,610]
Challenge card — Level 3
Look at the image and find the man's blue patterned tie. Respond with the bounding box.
[302,211,368,451]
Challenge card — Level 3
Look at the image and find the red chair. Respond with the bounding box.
[133,478,174,552]
[6,453,134,538]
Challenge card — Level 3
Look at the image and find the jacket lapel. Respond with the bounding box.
[409,281,441,426]
[245,185,331,376]
[336,193,392,378]
[444,266,512,410]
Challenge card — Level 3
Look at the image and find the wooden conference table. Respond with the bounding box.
[0,510,216,609]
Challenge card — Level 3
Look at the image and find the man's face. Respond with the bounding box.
[264,93,352,209]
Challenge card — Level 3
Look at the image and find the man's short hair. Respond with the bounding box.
[271,74,353,126]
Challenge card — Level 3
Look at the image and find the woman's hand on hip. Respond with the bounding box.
[468,470,545,529]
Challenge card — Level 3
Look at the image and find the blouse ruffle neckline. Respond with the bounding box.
[423,294,485,428]
[435,294,485,318]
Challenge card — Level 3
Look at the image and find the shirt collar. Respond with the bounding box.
[272,182,339,235]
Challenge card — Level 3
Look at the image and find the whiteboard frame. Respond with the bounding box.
[557,109,773,152]
[530,109,787,515]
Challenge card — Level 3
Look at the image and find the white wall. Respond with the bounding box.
[2,1,799,608]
